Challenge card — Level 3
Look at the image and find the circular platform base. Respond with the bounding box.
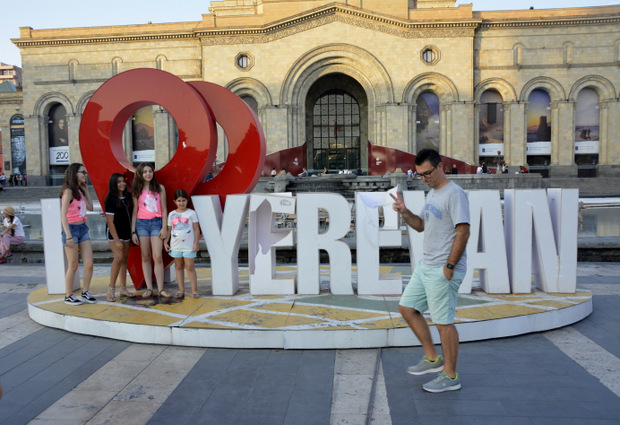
[27,266,592,349]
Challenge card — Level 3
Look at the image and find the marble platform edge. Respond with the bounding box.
[27,298,593,349]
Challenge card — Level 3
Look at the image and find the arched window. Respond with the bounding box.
[478,89,504,161]
[526,89,552,168]
[240,95,258,115]
[112,57,122,75]
[563,42,574,65]
[48,104,70,177]
[156,55,166,70]
[68,59,78,81]
[312,90,360,170]
[131,107,155,164]
[9,114,26,176]
[513,43,523,66]
[574,88,599,166]
[415,92,440,152]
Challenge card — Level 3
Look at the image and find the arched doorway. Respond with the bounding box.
[48,103,69,181]
[306,74,367,172]
[10,114,26,181]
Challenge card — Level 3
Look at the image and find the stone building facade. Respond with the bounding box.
[2,0,619,185]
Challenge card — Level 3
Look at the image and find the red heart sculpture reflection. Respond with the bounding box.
[80,69,265,289]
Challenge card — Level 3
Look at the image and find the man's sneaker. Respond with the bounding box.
[407,355,444,375]
[422,371,461,393]
[80,291,97,303]
[64,294,83,305]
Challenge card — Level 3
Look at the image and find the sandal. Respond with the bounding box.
[175,292,185,299]
[120,287,136,298]
[142,289,153,298]
[107,287,116,302]
[192,293,200,299]
[159,290,172,298]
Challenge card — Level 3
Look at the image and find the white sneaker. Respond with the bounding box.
[64,294,83,305]
[80,291,97,303]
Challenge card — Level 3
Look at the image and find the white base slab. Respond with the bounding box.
[28,298,592,349]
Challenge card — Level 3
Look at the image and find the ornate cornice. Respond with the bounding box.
[14,5,480,49]
[478,15,620,30]
[13,33,196,48]
[198,6,479,45]
[12,5,618,49]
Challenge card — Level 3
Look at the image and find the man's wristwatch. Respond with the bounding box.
[446,263,455,270]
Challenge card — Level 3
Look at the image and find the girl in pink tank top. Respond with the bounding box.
[131,163,170,299]
[60,163,95,305]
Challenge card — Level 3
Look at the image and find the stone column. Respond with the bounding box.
[550,100,577,177]
[287,104,300,149]
[407,103,417,153]
[26,115,45,177]
[473,102,480,166]
[153,107,170,169]
[440,104,449,155]
[375,104,387,146]
[67,114,82,164]
[507,101,526,172]
[168,113,177,160]
[123,121,132,163]
[262,105,288,154]
[599,99,620,176]
[384,103,408,152]
[450,101,475,164]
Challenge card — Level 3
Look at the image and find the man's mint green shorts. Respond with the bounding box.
[399,261,464,325]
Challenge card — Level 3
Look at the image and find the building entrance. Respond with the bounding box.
[311,90,360,171]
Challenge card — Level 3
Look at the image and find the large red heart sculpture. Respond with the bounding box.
[80,69,265,289]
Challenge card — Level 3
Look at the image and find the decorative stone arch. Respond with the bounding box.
[68,58,79,81]
[112,57,123,75]
[474,78,517,103]
[280,43,394,148]
[33,92,75,117]
[569,75,616,166]
[226,77,273,107]
[77,91,96,115]
[156,54,167,70]
[403,72,459,104]
[563,41,574,65]
[402,73,459,155]
[281,44,394,106]
[568,75,615,101]
[473,78,516,165]
[513,43,524,67]
[520,77,566,102]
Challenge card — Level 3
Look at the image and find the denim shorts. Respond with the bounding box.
[399,261,464,325]
[61,223,90,245]
[136,217,162,237]
[169,250,197,259]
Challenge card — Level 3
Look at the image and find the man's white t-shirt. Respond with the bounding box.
[419,182,470,272]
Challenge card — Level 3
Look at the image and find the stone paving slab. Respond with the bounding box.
[0,262,618,424]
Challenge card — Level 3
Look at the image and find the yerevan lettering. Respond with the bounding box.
[193,188,578,296]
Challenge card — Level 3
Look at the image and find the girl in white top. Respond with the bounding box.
[164,189,200,299]
[131,163,170,299]
[1,206,25,262]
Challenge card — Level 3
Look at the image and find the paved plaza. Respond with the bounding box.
[0,262,619,424]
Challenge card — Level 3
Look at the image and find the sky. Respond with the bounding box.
[1,0,618,68]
